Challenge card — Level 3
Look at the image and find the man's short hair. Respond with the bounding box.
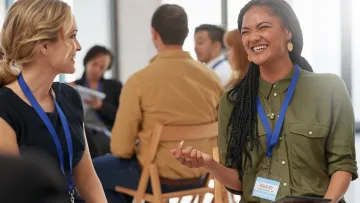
[195,24,226,49]
[151,4,189,46]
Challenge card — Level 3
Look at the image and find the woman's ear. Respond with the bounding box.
[287,31,292,40]
[39,42,50,56]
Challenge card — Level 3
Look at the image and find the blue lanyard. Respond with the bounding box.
[256,64,301,158]
[85,79,103,122]
[18,73,74,190]
[211,58,227,70]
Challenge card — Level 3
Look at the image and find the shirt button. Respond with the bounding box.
[282,161,286,165]
[274,93,277,97]
[279,137,282,140]
[283,183,287,187]
[309,130,313,135]
[273,85,276,88]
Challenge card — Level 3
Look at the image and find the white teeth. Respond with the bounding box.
[253,45,268,52]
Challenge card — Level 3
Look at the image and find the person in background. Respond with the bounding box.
[172,0,357,202]
[0,0,106,202]
[223,29,250,89]
[93,4,223,203]
[194,24,232,86]
[74,45,122,158]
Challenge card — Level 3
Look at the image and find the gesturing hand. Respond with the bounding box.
[171,141,213,168]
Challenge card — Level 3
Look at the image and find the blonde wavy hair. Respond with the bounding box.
[0,0,74,86]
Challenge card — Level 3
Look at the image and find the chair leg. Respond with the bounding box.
[222,188,230,203]
[149,164,163,203]
[197,194,205,203]
[135,166,151,203]
[190,195,196,203]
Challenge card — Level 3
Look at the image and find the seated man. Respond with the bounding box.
[194,24,232,86]
[93,4,223,203]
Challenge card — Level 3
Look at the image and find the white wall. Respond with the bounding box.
[0,0,5,28]
[117,0,161,82]
[67,0,113,82]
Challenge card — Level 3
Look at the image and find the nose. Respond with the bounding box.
[76,39,82,51]
[249,31,261,43]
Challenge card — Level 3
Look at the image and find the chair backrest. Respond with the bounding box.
[146,122,218,163]
[158,122,218,141]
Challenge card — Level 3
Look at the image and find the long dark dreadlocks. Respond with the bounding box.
[225,0,314,180]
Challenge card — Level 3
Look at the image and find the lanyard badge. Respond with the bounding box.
[252,65,301,201]
[18,74,75,195]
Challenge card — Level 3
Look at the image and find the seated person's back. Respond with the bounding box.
[112,49,223,178]
[93,5,223,203]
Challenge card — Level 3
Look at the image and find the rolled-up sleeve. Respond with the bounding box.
[218,91,242,195]
[326,76,358,180]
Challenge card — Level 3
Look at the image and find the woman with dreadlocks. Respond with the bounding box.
[171,0,357,202]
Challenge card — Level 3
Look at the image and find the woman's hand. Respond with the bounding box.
[84,96,103,110]
[170,141,213,168]
[171,140,242,192]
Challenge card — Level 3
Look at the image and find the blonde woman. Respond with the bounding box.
[224,29,250,89]
[0,0,107,202]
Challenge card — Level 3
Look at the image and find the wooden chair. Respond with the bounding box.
[115,122,218,203]
[213,147,237,203]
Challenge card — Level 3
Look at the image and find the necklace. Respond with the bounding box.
[259,94,276,120]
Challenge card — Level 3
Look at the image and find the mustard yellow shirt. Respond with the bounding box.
[111,50,223,179]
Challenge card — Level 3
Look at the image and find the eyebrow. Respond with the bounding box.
[241,21,272,30]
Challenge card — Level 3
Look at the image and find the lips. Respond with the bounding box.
[251,45,268,53]
[70,55,76,61]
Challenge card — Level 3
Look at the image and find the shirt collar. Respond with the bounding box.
[258,67,296,98]
[150,49,192,63]
[207,54,226,69]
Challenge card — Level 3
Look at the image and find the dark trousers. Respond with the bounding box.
[93,155,204,203]
[85,127,110,158]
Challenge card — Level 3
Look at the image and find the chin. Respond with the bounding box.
[62,66,75,74]
[252,58,268,66]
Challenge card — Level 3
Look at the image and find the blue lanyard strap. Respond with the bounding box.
[18,73,74,190]
[256,65,301,158]
[211,58,227,70]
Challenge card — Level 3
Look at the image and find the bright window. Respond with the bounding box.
[352,0,360,122]
[161,0,222,59]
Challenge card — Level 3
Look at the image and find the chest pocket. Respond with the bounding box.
[287,122,329,168]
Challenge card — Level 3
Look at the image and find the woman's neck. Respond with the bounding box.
[20,64,57,101]
[86,76,100,89]
[259,56,294,84]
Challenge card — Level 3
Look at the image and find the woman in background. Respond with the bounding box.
[0,0,107,202]
[74,45,122,158]
[223,29,249,89]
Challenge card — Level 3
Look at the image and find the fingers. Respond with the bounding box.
[190,148,198,167]
[171,141,204,168]
[196,149,204,166]
[182,146,193,167]
[177,140,184,156]
[173,140,185,164]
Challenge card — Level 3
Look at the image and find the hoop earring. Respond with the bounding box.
[247,55,252,62]
[287,41,293,52]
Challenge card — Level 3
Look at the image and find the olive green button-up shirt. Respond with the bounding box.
[218,69,358,203]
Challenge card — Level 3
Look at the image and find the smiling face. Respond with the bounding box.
[44,19,81,74]
[240,6,292,66]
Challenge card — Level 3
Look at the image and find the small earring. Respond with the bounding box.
[247,55,252,62]
[287,41,293,52]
